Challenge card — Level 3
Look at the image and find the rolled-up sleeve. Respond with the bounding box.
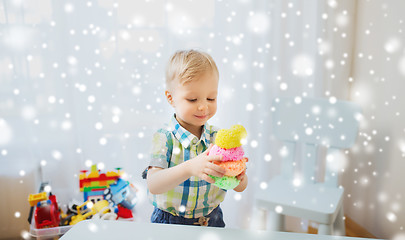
[149,130,171,169]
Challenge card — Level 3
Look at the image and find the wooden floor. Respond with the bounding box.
[307,216,376,238]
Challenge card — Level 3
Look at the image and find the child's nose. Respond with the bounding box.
[198,103,208,111]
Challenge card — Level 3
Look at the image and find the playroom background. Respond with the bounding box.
[1,0,404,239]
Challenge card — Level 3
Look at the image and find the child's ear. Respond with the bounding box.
[165,90,174,106]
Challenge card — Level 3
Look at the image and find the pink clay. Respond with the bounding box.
[209,145,244,161]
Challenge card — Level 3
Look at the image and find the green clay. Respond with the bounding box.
[209,175,240,190]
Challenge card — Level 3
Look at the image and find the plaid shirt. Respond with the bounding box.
[147,115,226,218]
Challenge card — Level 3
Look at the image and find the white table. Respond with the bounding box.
[60,220,383,240]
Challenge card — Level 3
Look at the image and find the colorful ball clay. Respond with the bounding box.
[208,145,244,161]
[210,175,240,190]
[215,125,247,149]
[214,158,247,176]
[209,124,248,190]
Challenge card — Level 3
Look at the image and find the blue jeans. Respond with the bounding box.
[151,206,225,227]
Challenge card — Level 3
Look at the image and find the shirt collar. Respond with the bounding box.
[170,114,211,149]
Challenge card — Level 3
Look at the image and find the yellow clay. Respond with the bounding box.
[215,125,247,149]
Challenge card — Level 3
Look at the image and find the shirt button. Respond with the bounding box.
[192,139,198,144]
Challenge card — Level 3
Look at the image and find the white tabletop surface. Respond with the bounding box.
[60,220,383,240]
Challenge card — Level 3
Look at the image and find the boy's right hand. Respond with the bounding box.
[186,144,225,183]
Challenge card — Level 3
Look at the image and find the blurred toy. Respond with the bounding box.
[27,182,63,229]
[69,200,113,225]
[34,194,61,229]
[115,204,133,219]
[77,164,138,223]
[103,178,138,210]
[66,199,82,215]
[79,165,122,202]
[28,166,138,231]
[60,200,82,226]
[208,124,248,190]
[28,192,48,207]
[27,182,51,225]
[92,203,117,220]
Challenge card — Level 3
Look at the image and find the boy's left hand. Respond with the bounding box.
[236,170,246,181]
[236,157,248,181]
[233,170,248,192]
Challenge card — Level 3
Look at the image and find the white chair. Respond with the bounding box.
[253,97,361,235]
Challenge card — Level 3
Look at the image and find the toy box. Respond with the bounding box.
[28,166,137,239]
[30,216,72,239]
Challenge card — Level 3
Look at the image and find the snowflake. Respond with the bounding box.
[291,54,314,77]
[384,37,401,53]
[247,12,270,34]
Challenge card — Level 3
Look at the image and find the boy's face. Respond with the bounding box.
[165,71,218,136]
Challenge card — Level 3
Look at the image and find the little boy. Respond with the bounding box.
[145,49,248,227]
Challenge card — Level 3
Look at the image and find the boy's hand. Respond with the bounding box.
[234,170,248,192]
[187,144,225,183]
[236,170,247,181]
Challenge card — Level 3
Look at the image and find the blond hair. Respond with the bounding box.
[165,49,219,89]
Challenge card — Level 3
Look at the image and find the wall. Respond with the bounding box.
[1,1,334,238]
[343,0,405,238]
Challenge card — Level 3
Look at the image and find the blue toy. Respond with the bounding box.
[103,178,137,209]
